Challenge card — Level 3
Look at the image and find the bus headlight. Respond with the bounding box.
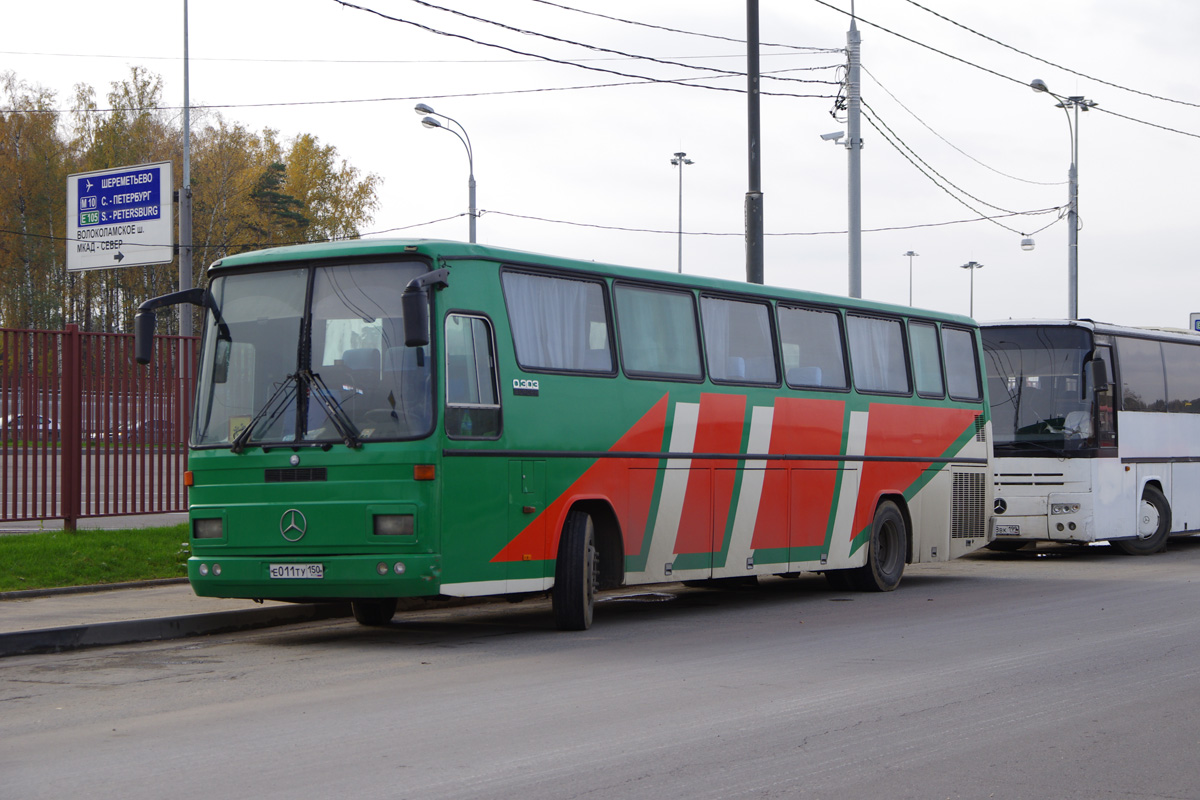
[1051,503,1081,515]
[373,514,415,536]
[193,518,224,539]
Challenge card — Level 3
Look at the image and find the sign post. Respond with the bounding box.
[66,161,174,272]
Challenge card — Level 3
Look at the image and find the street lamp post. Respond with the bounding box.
[671,152,694,273]
[1031,79,1095,320]
[903,250,919,306]
[960,261,983,317]
[414,102,476,243]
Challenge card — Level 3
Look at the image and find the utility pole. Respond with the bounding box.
[745,0,764,284]
[179,0,193,336]
[846,5,862,299]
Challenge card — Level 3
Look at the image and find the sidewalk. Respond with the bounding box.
[0,512,188,534]
[0,580,351,658]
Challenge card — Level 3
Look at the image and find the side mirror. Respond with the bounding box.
[400,267,449,348]
[402,289,430,348]
[1088,358,1109,390]
[135,310,156,365]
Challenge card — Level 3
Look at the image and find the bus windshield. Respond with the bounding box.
[982,325,1095,454]
[193,260,433,448]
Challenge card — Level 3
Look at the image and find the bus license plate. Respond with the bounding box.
[994,524,1021,537]
[269,563,324,579]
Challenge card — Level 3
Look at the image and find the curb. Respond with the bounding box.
[0,602,353,658]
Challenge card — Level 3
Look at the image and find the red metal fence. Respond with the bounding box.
[1,325,198,527]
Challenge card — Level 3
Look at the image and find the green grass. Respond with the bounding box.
[0,525,190,592]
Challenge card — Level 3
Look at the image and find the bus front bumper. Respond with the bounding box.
[992,492,1094,543]
[187,553,442,600]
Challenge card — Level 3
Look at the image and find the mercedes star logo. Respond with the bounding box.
[280,509,307,542]
[994,498,1008,515]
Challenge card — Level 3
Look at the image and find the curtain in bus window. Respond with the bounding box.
[614,284,703,378]
[700,296,778,384]
[943,326,982,401]
[308,262,431,439]
[847,315,910,394]
[1162,341,1200,413]
[910,322,945,397]
[778,306,847,389]
[503,272,611,372]
[1115,337,1166,411]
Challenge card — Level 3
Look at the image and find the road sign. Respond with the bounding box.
[66,161,174,271]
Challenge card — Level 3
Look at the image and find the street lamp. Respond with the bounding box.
[903,250,919,306]
[1031,79,1096,320]
[960,261,984,317]
[414,102,476,243]
[671,152,694,273]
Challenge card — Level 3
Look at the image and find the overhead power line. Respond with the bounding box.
[861,64,1064,187]
[900,0,1200,110]
[526,0,842,53]
[329,0,833,99]
[811,0,1200,141]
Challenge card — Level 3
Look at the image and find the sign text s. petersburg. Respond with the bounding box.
[66,161,174,271]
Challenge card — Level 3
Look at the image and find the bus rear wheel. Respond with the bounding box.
[352,598,398,626]
[552,510,597,631]
[1114,486,1171,556]
[849,500,907,592]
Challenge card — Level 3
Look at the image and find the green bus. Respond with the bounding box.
[136,239,993,630]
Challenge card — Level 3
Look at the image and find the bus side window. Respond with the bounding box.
[909,321,945,398]
[847,314,910,395]
[445,314,501,438]
[778,305,848,390]
[942,326,982,402]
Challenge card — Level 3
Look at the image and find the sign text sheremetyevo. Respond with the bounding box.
[66,161,174,271]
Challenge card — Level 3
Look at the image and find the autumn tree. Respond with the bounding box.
[0,72,67,329]
[0,67,381,334]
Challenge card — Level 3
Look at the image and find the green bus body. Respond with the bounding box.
[163,239,992,629]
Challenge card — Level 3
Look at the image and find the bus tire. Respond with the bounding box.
[1114,486,1171,556]
[553,510,597,631]
[849,500,907,592]
[351,598,398,626]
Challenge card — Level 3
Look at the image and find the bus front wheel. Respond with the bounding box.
[552,510,597,631]
[352,598,398,626]
[1114,486,1171,556]
[849,500,907,591]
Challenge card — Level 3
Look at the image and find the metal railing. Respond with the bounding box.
[1,325,198,528]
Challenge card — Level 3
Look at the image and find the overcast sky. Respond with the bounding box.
[5,0,1199,328]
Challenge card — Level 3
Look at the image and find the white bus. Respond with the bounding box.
[982,319,1200,554]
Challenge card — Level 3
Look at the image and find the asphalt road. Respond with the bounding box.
[4,539,1200,800]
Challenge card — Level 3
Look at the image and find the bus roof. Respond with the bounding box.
[209,238,978,326]
[980,317,1200,344]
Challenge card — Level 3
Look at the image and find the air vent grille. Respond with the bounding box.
[265,467,328,483]
[952,471,987,540]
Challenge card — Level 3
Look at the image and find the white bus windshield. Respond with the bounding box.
[982,326,1096,453]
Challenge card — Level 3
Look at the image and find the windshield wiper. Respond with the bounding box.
[303,369,361,449]
[230,374,299,454]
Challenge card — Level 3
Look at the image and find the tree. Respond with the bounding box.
[0,72,67,329]
[0,67,382,333]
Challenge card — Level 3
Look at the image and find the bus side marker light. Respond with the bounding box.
[184,471,194,487]
[414,465,436,481]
